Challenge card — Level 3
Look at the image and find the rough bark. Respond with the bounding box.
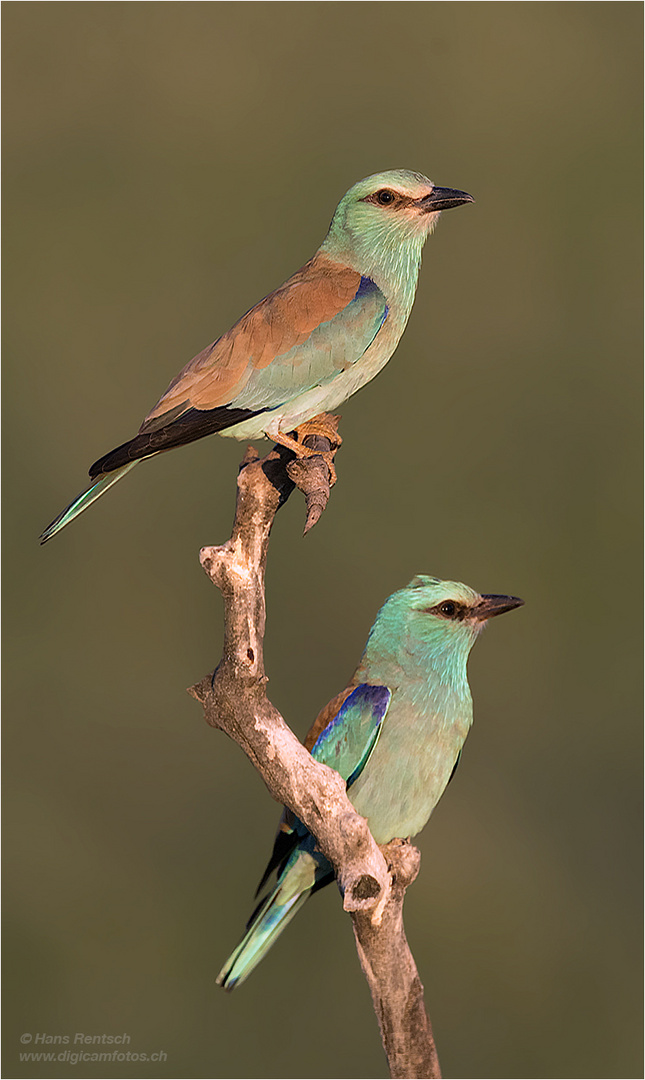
[189,429,441,1078]
[353,840,441,1079]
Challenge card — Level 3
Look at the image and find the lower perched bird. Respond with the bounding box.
[40,169,472,543]
[217,574,523,989]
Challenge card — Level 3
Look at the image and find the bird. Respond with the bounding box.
[216,574,523,989]
[40,170,473,543]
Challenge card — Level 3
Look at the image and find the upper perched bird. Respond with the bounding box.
[216,574,523,989]
[40,170,473,542]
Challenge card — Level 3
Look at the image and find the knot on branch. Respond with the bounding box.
[351,875,382,902]
[199,544,228,582]
[382,838,422,892]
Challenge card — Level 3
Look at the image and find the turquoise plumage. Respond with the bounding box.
[217,575,523,989]
[40,171,472,542]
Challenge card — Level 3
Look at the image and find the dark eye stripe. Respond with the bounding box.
[361,190,415,210]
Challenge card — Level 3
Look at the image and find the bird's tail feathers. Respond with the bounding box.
[216,850,319,991]
[39,462,139,544]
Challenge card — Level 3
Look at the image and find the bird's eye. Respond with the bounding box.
[376,189,395,206]
[439,601,457,618]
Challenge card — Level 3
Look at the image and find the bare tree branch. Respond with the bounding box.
[189,429,441,1078]
[353,840,441,1079]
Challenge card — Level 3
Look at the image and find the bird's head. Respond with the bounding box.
[402,574,524,644]
[321,170,473,286]
[363,574,523,687]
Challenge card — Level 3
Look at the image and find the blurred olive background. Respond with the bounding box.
[3,4,642,1078]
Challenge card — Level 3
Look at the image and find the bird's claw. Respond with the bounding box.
[292,413,343,448]
[273,413,341,485]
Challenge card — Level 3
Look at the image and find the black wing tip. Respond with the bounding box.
[89,444,136,478]
[89,406,266,477]
[254,823,300,897]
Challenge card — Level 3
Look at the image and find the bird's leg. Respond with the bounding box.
[273,413,342,485]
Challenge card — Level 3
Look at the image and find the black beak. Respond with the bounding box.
[472,594,524,621]
[419,186,474,212]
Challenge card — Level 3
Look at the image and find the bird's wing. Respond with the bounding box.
[88,255,388,476]
[140,253,388,430]
[310,683,391,787]
[254,683,391,896]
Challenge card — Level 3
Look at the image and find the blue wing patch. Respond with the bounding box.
[355,274,389,317]
[311,684,391,788]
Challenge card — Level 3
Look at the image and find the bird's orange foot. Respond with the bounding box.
[273,414,341,485]
[292,413,343,448]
